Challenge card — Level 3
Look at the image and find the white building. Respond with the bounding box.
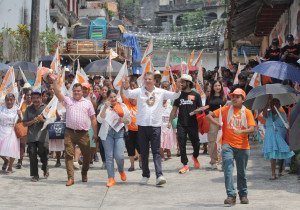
[0,0,78,38]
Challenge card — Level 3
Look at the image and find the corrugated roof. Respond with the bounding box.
[229,0,291,41]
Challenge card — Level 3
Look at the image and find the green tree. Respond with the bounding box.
[180,8,205,30]
[39,29,61,54]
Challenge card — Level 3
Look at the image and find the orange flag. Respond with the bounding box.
[50,48,61,73]
[141,38,153,65]
[32,63,43,93]
[0,67,18,101]
[170,70,177,92]
[193,50,203,67]
[278,35,283,47]
[137,59,153,87]
[113,62,128,90]
[187,50,195,75]
[249,72,261,88]
[161,51,171,83]
[195,61,205,98]
[233,63,242,85]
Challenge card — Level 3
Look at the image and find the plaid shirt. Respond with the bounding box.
[64,96,95,130]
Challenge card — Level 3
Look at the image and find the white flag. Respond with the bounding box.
[41,96,58,130]
[113,62,128,90]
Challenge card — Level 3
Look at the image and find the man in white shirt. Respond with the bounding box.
[122,72,181,186]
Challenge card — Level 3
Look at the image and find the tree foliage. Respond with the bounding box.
[39,29,61,54]
[0,25,61,62]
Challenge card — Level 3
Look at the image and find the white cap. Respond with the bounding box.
[180,74,193,83]
[65,67,70,72]
[154,70,161,75]
[42,69,53,81]
[23,82,31,88]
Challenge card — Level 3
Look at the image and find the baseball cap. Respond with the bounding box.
[286,34,294,41]
[82,82,91,89]
[229,88,246,99]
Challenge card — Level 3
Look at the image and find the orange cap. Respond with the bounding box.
[82,82,91,89]
[229,88,246,99]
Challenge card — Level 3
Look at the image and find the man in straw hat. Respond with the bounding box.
[169,74,203,174]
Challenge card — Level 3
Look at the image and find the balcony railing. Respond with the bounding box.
[158,0,225,12]
[50,0,69,27]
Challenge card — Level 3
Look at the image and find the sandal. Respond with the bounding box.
[43,168,49,178]
[16,162,22,169]
[269,175,277,180]
[2,161,8,171]
[166,151,172,159]
[5,170,14,175]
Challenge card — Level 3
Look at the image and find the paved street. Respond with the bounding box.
[0,142,299,210]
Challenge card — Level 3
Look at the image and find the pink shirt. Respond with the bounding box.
[64,96,95,130]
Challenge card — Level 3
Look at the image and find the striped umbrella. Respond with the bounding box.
[244,83,300,110]
[252,61,300,83]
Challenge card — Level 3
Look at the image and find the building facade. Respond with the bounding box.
[0,0,79,38]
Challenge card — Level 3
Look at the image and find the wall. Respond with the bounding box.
[0,0,68,38]
[140,0,160,25]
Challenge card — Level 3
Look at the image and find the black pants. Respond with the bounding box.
[138,126,162,178]
[125,130,140,156]
[177,125,200,165]
[28,142,49,177]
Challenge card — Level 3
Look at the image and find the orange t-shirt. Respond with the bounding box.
[123,97,138,132]
[213,106,256,149]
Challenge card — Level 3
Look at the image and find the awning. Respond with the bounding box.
[229,0,291,41]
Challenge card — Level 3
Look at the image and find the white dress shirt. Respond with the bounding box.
[97,103,131,141]
[123,87,180,127]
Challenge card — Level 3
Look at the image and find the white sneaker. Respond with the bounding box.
[211,163,218,170]
[73,161,80,170]
[156,176,166,186]
[100,163,106,169]
[140,177,149,185]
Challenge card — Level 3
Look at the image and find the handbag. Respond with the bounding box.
[15,122,28,138]
[48,122,66,139]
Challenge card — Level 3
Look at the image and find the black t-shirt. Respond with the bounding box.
[281,44,300,65]
[173,90,202,127]
[23,104,48,143]
[206,95,226,112]
[265,47,281,61]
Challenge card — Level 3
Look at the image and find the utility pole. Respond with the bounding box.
[29,0,40,64]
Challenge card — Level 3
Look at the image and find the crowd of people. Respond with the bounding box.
[0,34,299,206]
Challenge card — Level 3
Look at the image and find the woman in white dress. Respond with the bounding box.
[0,93,22,174]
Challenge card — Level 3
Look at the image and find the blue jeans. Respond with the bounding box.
[222,144,250,197]
[102,128,125,178]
